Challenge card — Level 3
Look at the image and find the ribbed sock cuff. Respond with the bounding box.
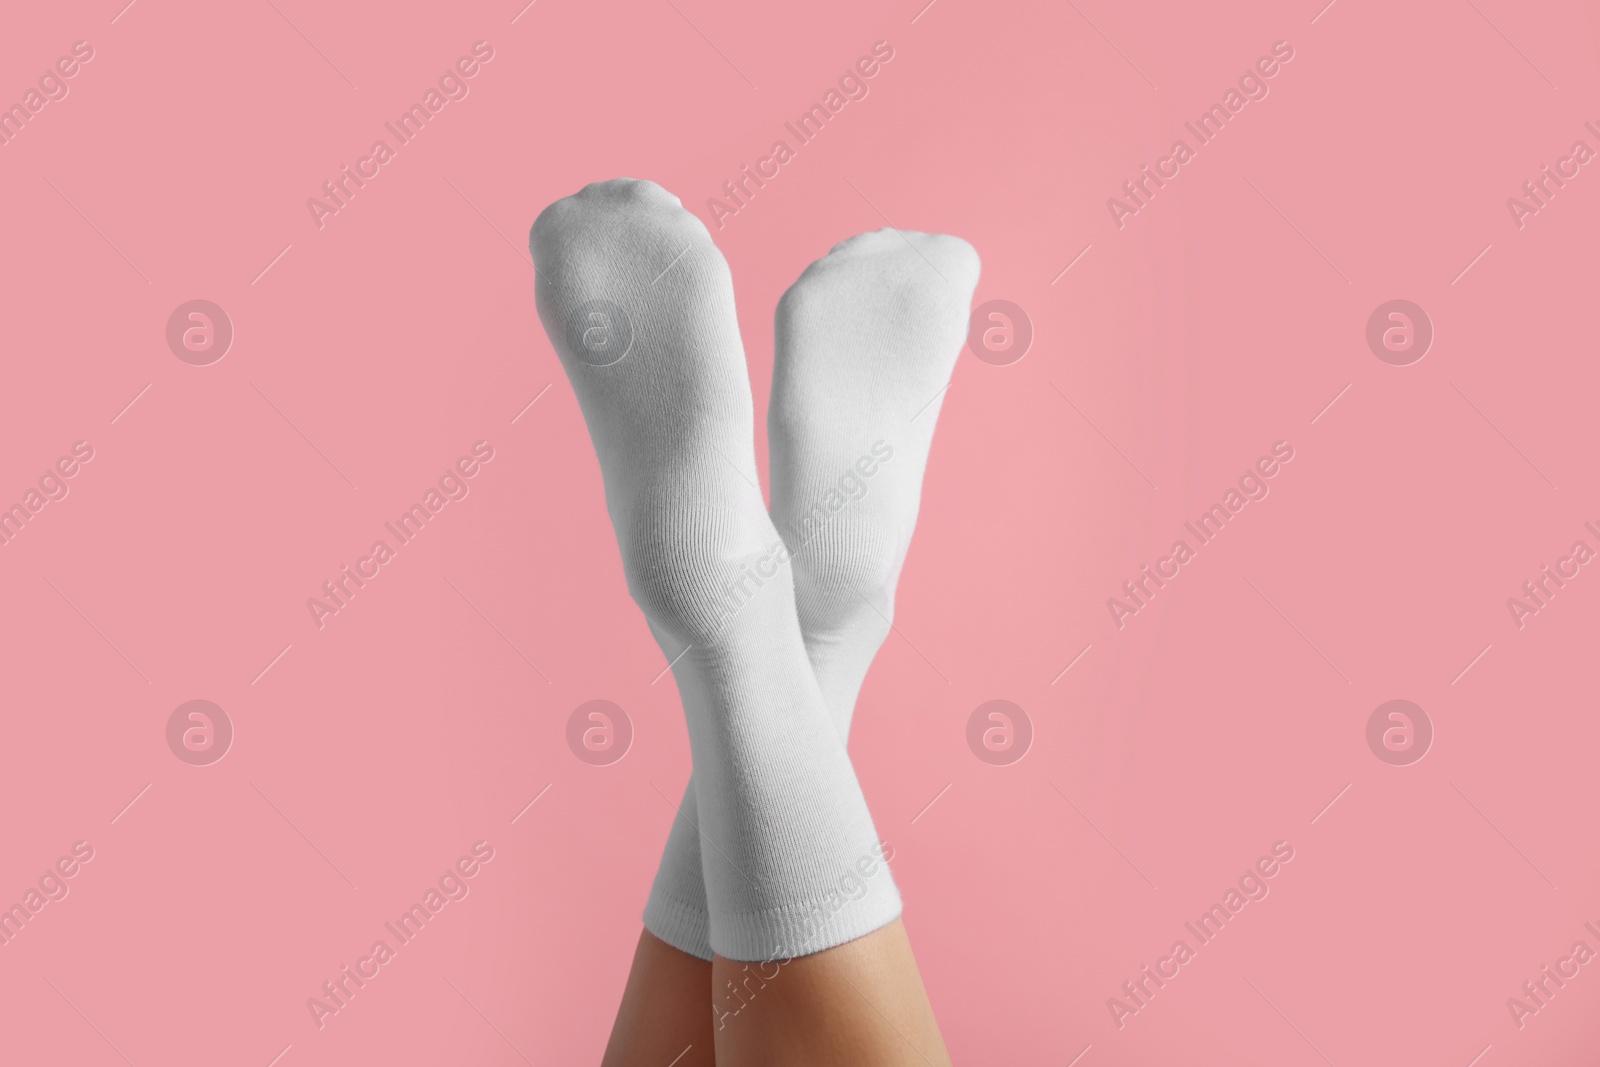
[710,877,903,963]
[642,890,715,962]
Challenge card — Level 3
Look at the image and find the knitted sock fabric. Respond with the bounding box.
[641,227,980,960]
[532,179,902,961]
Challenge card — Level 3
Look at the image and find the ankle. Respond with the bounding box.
[620,504,790,649]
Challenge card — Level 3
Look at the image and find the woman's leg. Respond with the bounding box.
[534,180,921,1062]
[533,182,974,1063]
[706,231,975,1065]
[602,930,714,1067]
[711,920,950,1067]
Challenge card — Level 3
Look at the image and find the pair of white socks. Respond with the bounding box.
[531,178,978,962]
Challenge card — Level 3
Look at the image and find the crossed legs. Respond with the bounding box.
[531,179,975,1064]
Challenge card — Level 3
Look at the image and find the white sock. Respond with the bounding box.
[773,229,981,717]
[641,228,980,960]
[532,180,902,962]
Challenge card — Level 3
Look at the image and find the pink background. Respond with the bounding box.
[3,0,1598,1063]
